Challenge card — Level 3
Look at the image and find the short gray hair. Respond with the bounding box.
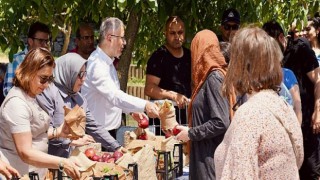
[99,17,124,43]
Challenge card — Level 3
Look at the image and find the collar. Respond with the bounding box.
[96,46,114,65]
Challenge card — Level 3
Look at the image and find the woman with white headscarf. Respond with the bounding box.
[37,53,125,158]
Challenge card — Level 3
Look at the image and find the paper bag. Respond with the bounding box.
[158,100,178,132]
[133,144,157,180]
[64,105,86,139]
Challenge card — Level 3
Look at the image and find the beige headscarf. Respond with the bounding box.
[189,29,235,127]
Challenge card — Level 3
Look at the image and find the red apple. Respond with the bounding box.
[101,152,112,162]
[138,117,149,129]
[138,133,148,140]
[91,155,100,161]
[84,148,96,159]
[107,158,115,163]
[113,151,123,161]
[165,133,172,139]
[172,125,181,136]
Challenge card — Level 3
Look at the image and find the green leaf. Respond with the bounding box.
[8,44,18,63]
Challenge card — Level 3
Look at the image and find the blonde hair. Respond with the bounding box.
[223,26,283,96]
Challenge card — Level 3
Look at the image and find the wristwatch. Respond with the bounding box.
[58,160,64,172]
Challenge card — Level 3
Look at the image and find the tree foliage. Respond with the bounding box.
[0,0,319,90]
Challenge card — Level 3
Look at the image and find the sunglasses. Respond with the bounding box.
[224,24,240,31]
[78,71,87,79]
[39,75,54,84]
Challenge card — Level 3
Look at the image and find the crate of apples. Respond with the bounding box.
[84,148,123,163]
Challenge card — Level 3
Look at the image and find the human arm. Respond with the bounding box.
[289,84,302,124]
[307,67,320,133]
[85,109,122,151]
[176,72,230,142]
[88,61,158,117]
[145,75,189,109]
[13,132,80,179]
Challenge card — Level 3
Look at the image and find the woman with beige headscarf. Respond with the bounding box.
[176,29,234,179]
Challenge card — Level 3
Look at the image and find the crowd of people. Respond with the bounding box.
[0,7,319,180]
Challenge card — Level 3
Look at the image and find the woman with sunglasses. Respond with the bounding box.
[36,53,126,160]
[0,48,80,179]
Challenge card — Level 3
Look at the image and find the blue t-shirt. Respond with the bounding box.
[279,68,298,106]
[283,68,298,89]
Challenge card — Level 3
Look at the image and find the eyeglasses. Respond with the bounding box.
[223,24,240,31]
[110,34,126,42]
[78,71,87,79]
[32,37,51,45]
[79,35,94,40]
[39,75,54,84]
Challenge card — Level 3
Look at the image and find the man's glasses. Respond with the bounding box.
[78,71,87,79]
[32,37,51,46]
[39,75,54,84]
[79,35,94,40]
[223,24,240,31]
[110,34,126,42]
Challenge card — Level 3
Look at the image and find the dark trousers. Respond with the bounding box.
[101,129,118,151]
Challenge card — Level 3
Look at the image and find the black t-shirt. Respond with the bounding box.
[146,45,191,98]
[283,37,319,123]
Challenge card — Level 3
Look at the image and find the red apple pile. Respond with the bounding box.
[84,148,123,162]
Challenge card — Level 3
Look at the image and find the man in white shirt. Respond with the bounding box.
[82,17,159,138]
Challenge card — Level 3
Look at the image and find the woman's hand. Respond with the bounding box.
[70,135,95,147]
[116,146,128,153]
[0,159,20,179]
[175,125,190,142]
[62,159,80,180]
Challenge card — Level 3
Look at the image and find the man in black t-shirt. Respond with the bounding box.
[145,16,191,135]
[263,21,320,180]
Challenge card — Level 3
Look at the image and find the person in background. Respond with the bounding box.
[215,26,303,179]
[176,29,232,179]
[305,16,320,63]
[3,21,51,96]
[145,16,191,134]
[37,53,126,158]
[219,42,230,64]
[0,48,80,179]
[70,23,95,59]
[263,20,320,180]
[82,17,159,140]
[218,8,241,42]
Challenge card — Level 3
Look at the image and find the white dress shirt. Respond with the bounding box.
[82,46,146,130]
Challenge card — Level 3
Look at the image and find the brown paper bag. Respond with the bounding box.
[159,100,178,132]
[64,105,86,139]
[133,144,157,180]
[69,148,96,172]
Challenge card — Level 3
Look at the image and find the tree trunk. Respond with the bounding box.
[118,9,142,92]
[60,24,72,56]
